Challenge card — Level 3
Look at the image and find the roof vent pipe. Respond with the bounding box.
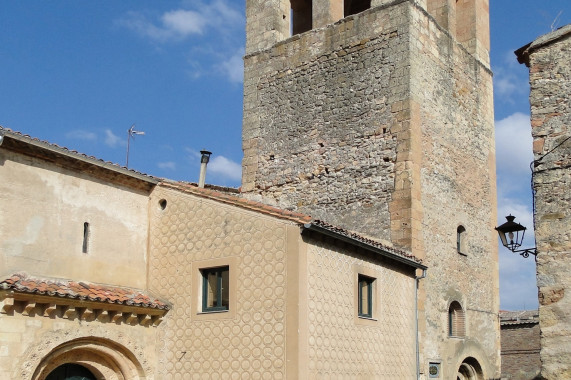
[0,130,4,146]
[198,150,212,188]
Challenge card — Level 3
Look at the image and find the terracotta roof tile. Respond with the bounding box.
[499,309,539,325]
[0,273,170,310]
[160,182,423,266]
[310,220,423,265]
[160,181,312,224]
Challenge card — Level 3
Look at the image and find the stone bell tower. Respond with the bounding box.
[242,0,499,378]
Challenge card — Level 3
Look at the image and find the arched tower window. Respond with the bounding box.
[457,225,466,254]
[291,0,312,35]
[344,0,371,17]
[449,301,465,337]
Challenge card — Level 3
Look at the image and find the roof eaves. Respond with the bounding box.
[0,127,159,185]
[515,24,571,67]
[158,181,312,224]
[0,273,171,310]
[303,221,426,270]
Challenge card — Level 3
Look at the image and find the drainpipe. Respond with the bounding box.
[198,150,212,188]
[416,268,427,380]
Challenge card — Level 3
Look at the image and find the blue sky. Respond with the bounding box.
[1,1,569,310]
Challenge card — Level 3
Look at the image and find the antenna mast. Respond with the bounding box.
[126,124,145,168]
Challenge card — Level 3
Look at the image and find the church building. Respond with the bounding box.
[0,0,500,379]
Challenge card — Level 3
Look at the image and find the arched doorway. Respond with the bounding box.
[457,357,484,380]
[45,363,96,380]
[32,337,145,380]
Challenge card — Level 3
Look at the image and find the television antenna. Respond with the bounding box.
[551,10,562,31]
[126,124,145,168]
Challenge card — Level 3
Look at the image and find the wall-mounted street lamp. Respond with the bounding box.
[495,215,537,258]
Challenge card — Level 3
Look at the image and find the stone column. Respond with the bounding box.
[313,0,344,28]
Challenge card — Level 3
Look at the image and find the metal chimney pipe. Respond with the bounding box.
[198,150,212,188]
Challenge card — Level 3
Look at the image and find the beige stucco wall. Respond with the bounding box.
[147,184,422,379]
[148,185,296,379]
[0,149,150,289]
[305,237,417,378]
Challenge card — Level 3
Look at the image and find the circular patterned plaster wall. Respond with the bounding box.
[307,240,417,378]
[149,188,288,379]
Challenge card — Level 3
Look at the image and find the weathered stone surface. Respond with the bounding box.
[243,0,499,378]
[521,24,571,380]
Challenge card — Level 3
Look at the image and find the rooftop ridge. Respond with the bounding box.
[0,126,158,184]
[159,181,313,224]
[308,220,424,266]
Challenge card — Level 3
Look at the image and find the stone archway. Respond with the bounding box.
[457,357,484,380]
[31,337,146,380]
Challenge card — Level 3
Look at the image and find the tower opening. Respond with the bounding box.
[344,0,371,17]
[291,0,312,35]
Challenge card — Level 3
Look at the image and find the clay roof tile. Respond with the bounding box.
[0,273,170,310]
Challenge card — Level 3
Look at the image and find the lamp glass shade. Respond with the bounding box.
[495,215,526,251]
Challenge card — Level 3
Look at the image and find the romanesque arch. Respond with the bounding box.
[31,337,146,380]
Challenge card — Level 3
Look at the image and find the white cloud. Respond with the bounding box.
[495,111,538,310]
[118,1,244,84]
[161,9,207,37]
[495,112,534,176]
[158,161,177,170]
[499,252,538,310]
[208,155,242,182]
[497,198,538,311]
[104,129,123,148]
[184,149,241,184]
[218,49,244,83]
[185,147,202,160]
[116,11,173,43]
[65,130,97,141]
[118,1,243,43]
[493,50,529,103]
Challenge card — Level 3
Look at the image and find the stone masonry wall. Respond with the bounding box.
[242,1,499,378]
[500,323,541,380]
[527,27,571,380]
[410,3,499,378]
[243,2,412,241]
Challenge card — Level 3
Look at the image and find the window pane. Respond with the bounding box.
[360,280,369,314]
[207,271,218,308]
[221,268,229,309]
[358,275,373,317]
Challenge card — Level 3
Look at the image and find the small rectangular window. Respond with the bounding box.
[82,222,90,254]
[202,266,229,312]
[358,274,374,318]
